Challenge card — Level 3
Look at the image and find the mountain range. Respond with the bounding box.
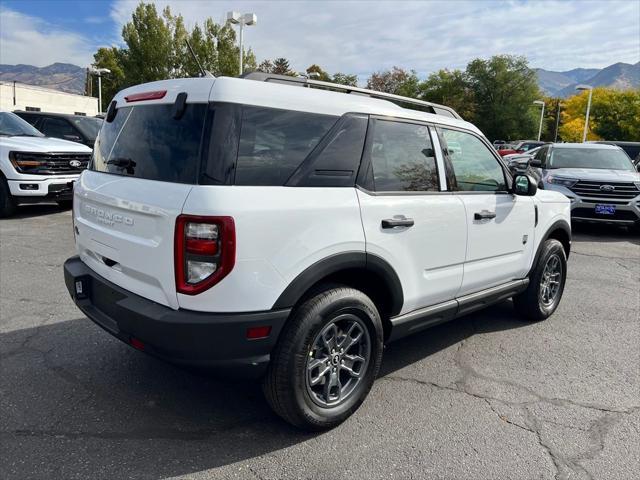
[0,61,638,98]
[535,62,640,97]
[0,63,86,94]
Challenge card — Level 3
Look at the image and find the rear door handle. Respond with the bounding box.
[474,210,496,220]
[381,217,414,229]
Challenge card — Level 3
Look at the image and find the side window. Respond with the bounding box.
[235,106,337,186]
[289,114,368,187]
[41,118,77,139]
[368,119,439,192]
[440,128,507,192]
[535,146,548,163]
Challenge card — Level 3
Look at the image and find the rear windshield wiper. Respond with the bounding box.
[106,157,136,168]
[106,157,136,173]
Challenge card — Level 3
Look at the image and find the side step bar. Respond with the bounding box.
[388,279,529,342]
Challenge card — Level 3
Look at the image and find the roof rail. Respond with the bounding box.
[241,72,462,119]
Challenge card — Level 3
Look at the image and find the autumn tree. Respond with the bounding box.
[331,73,358,86]
[366,67,420,98]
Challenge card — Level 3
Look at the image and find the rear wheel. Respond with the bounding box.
[263,285,383,430]
[0,178,16,218]
[514,239,567,321]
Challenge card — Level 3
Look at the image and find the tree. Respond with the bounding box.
[465,55,540,141]
[366,67,420,97]
[331,73,358,86]
[558,90,601,142]
[306,64,330,81]
[273,57,293,75]
[91,47,126,105]
[589,88,640,140]
[419,69,474,120]
[87,1,252,104]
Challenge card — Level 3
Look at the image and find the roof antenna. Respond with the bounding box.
[185,39,213,77]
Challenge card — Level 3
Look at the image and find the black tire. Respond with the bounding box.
[56,200,73,210]
[0,177,16,218]
[514,239,567,321]
[263,285,384,430]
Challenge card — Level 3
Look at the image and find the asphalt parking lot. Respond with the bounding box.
[1,205,638,480]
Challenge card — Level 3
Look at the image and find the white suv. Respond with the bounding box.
[0,112,92,216]
[63,74,571,430]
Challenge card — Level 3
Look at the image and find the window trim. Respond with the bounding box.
[356,115,444,195]
[436,125,513,195]
[285,112,369,187]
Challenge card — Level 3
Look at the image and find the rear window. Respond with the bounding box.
[92,103,207,184]
[235,106,337,185]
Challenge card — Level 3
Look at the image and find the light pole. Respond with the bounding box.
[554,99,562,142]
[575,84,593,142]
[226,11,257,76]
[89,67,111,114]
[533,100,545,141]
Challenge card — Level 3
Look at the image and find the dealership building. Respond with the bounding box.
[0,81,99,116]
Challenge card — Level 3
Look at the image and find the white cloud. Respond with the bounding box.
[110,0,640,77]
[0,7,95,67]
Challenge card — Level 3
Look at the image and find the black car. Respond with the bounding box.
[14,111,102,149]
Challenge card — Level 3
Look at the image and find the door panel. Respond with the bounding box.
[358,191,467,314]
[457,194,535,294]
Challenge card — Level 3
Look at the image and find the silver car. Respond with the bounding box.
[529,143,640,228]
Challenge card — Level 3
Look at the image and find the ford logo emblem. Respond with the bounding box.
[599,184,615,192]
[69,160,82,168]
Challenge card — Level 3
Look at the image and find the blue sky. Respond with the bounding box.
[1,0,639,78]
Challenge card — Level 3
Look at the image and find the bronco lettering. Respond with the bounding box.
[84,204,134,226]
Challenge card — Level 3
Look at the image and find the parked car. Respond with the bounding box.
[591,141,640,166]
[0,111,92,216]
[528,143,640,227]
[14,111,103,149]
[503,147,542,175]
[493,139,507,149]
[63,75,571,430]
[498,140,546,157]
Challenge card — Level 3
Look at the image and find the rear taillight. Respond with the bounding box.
[174,215,235,295]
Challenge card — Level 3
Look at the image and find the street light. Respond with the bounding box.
[575,84,593,143]
[533,100,545,141]
[226,11,257,76]
[89,67,111,114]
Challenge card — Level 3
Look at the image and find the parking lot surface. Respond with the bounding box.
[1,205,638,480]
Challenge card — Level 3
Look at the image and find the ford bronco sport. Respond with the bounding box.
[64,74,571,430]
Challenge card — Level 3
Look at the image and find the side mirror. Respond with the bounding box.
[514,174,538,196]
[529,159,542,168]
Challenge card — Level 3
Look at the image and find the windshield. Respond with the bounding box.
[548,147,635,171]
[0,112,44,137]
[72,117,103,141]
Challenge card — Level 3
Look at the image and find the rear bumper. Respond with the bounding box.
[63,256,290,378]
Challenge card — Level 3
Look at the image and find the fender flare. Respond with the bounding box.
[272,251,404,316]
[528,219,571,276]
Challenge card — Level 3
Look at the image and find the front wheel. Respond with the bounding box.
[263,285,384,430]
[0,178,16,218]
[514,239,567,321]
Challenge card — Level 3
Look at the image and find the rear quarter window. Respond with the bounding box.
[234,106,337,186]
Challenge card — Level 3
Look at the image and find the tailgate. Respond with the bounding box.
[74,171,192,309]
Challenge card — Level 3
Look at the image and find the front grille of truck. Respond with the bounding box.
[569,181,640,200]
[9,152,91,175]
